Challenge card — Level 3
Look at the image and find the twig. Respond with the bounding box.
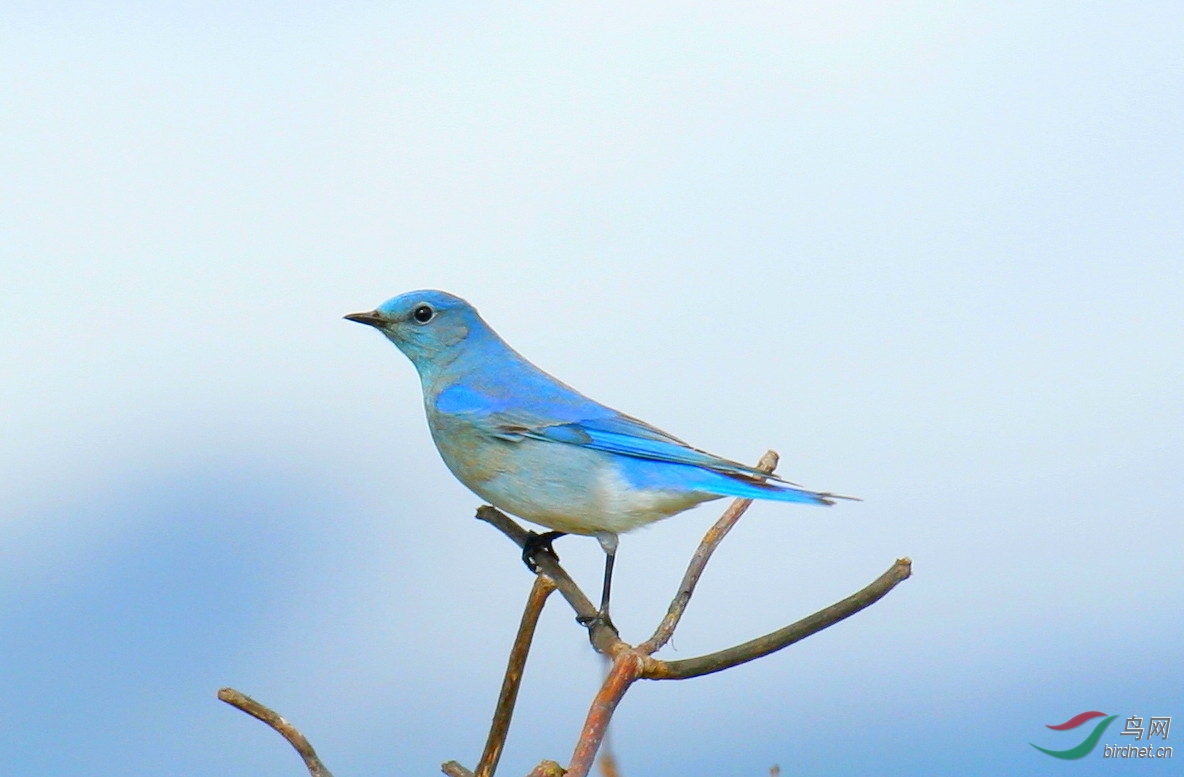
[217,687,335,777]
[442,762,475,777]
[644,557,913,680]
[474,575,557,777]
[476,505,625,657]
[637,450,779,655]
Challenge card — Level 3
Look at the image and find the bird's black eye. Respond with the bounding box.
[413,304,434,323]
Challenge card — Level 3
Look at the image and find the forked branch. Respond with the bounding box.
[221,451,910,777]
[470,450,910,776]
[475,505,625,657]
[646,556,911,679]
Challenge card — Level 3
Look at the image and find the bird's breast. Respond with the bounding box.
[426,410,511,489]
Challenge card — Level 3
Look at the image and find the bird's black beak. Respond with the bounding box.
[344,310,387,328]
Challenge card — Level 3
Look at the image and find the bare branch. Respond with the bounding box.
[476,505,626,656]
[474,575,557,777]
[441,761,475,777]
[643,557,913,680]
[217,687,335,777]
[637,450,779,655]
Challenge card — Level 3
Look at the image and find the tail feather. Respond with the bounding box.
[703,475,856,506]
[616,455,857,506]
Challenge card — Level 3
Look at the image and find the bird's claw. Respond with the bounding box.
[576,609,618,634]
[521,530,566,573]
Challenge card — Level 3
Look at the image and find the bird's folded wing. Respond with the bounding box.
[533,419,783,481]
[507,415,783,483]
[435,383,786,483]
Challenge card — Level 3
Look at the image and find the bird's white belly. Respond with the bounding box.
[485,463,713,535]
[428,417,715,535]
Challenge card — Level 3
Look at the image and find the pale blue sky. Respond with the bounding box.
[2,3,1181,775]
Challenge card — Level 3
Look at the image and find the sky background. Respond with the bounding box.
[2,2,1182,775]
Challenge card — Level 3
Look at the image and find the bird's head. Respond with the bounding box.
[345,290,483,371]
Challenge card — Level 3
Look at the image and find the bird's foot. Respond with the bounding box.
[576,608,618,634]
[521,530,566,573]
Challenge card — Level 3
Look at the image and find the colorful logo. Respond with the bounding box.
[1030,711,1118,759]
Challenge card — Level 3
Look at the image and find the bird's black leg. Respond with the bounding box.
[521,530,566,573]
[576,531,619,632]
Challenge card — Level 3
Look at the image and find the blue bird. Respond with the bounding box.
[346,290,847,627]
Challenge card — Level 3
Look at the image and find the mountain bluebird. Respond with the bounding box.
[347,290,845,627]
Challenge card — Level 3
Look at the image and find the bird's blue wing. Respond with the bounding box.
[524,415,787,483]
[435,379,789,484]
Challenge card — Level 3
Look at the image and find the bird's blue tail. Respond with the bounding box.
[701,474,839,505]
[618,456,845,506]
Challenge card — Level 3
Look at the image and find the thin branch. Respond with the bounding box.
[565,652,645,777]
[474,575,557,777]
[441,762,475,777]
[217,687,335,777]
[637,450,779,655]
[643,557,913,680]
[476,505,625,657]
